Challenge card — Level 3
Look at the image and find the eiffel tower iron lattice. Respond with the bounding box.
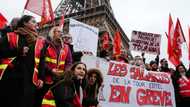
[39,0,132,60]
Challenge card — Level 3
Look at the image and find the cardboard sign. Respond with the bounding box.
[69,18,99,56]
[130,30,161,55]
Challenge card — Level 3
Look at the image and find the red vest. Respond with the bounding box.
[44,43,69,84]
[41,90,56,107]
[33,37,46,86]
[178,76,190,97]
[0,32,18,80]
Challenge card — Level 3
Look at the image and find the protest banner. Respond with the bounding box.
[69,18,99,56]
[82,55,176,107]
[129,30,161,55]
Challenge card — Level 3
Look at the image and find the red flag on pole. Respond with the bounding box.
[167,14,174,56]
[24,0,44,16]
[167,14,181,66]
[102,32,110,50]
[169,18,186,66]
[173,18,186,59]
[174,18,186,45]
[40,0,54,25]
[0,13,7,29]
[113,31,121,57]
[24,0,54,25]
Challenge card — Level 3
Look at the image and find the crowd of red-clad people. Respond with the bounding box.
[0,15,190,107]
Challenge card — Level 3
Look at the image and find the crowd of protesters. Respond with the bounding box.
[0,15,102,107]
[0,15,190,107]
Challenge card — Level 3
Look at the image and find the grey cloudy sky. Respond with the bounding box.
[0,0,189,67]
[110,0,190,68]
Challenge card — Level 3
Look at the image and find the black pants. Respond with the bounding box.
[0,79,23,107]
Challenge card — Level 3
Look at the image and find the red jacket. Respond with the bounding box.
[0,32,18,80]
[178,76,190,97]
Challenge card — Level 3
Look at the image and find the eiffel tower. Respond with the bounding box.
[40,0,132,60]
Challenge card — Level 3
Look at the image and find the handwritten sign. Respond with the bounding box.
[129,30,161,54]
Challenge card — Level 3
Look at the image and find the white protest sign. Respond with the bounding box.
[129,30,161,54]
[69,18,99,56]
[82,55,176,107]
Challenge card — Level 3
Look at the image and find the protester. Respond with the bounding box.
[17,15,44,107]
[45,62,87,107]
[0,17,20,37]
[0,15,42,107]
[83,68,103,107]
[172,63,190,107]
[62,33,93,63]
[159,58,170,73]
[128,59,135,66]
[62,33,82,62]
[99,48,110,61]
[35,26,73,107]
[133,55,145,67]
[46,27,73,73]
[149,60,159,71]
[145,63,152,71]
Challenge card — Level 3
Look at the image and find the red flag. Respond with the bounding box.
[167,14,180,66]
[168,18,186,66]
[173,18,186,59]
[0,13,7,29]
[167,14,174,55]
[113,31,121,57]
[24,0,54,25]
[24,0,44,16]
[102,32,110,50]
[173,18,186,46]
[40,0,54,25]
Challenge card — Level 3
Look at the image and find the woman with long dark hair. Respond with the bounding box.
[41,62,87,107]
[0,15,43,107]
[83,68,103,107]
[172,63,190,107]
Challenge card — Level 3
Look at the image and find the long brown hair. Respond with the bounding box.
[63,62,87,84]
[87,68,103,87]
[85,68,103,98]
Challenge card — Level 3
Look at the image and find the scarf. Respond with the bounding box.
[15,27,38,45]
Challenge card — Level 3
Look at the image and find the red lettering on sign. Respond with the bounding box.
[137,88,172,106]
[109,85,131,103]
[130,67,170,84]
[108,62,128,77]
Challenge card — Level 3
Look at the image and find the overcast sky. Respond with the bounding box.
[0,0,189,68]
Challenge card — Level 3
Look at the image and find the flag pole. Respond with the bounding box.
[165,32,168,38]
[177,18,189,50]
[188,25,190,68]
[22,0,29,16]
